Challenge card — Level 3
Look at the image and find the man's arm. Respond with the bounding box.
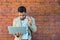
[13,19,16,27]
[13,18,18,27]
[28,17,37,32]
[13,18,22,37]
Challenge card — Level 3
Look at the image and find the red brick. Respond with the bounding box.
[0,0,6,3]
[0,0,60,40]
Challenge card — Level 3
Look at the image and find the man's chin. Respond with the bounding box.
[20,18,25,20]
[20,17,26,20]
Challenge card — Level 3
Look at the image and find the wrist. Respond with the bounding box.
[28,23,32,27]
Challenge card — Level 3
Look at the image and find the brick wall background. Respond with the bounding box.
[0,0,60,40]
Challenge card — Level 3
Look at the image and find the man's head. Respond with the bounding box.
[18,6,26,20]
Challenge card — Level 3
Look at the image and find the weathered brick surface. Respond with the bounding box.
[0,0,60,40]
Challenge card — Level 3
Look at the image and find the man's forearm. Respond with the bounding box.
[28,24,37,32]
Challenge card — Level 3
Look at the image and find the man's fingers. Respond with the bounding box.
[16,33,23,36]
[28,17,31,21]
[28,17,32,24]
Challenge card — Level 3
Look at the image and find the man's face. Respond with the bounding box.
[18,12,26,20]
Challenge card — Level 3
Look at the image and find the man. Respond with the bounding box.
[13,6,37,40]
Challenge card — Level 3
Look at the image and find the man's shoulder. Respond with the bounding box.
[13,16,20,21]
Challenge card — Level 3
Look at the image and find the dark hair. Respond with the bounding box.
[18,6,26,13]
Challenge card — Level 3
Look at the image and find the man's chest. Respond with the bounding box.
[17,18,28,27]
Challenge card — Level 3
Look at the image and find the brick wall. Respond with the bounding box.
[0,0,60,40]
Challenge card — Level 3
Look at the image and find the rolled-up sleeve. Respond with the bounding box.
[29,17,37,32]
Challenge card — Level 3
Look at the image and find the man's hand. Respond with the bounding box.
[15,33,22,37]
[28,17,32,26]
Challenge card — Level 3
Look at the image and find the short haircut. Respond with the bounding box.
[18,6,26,13]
